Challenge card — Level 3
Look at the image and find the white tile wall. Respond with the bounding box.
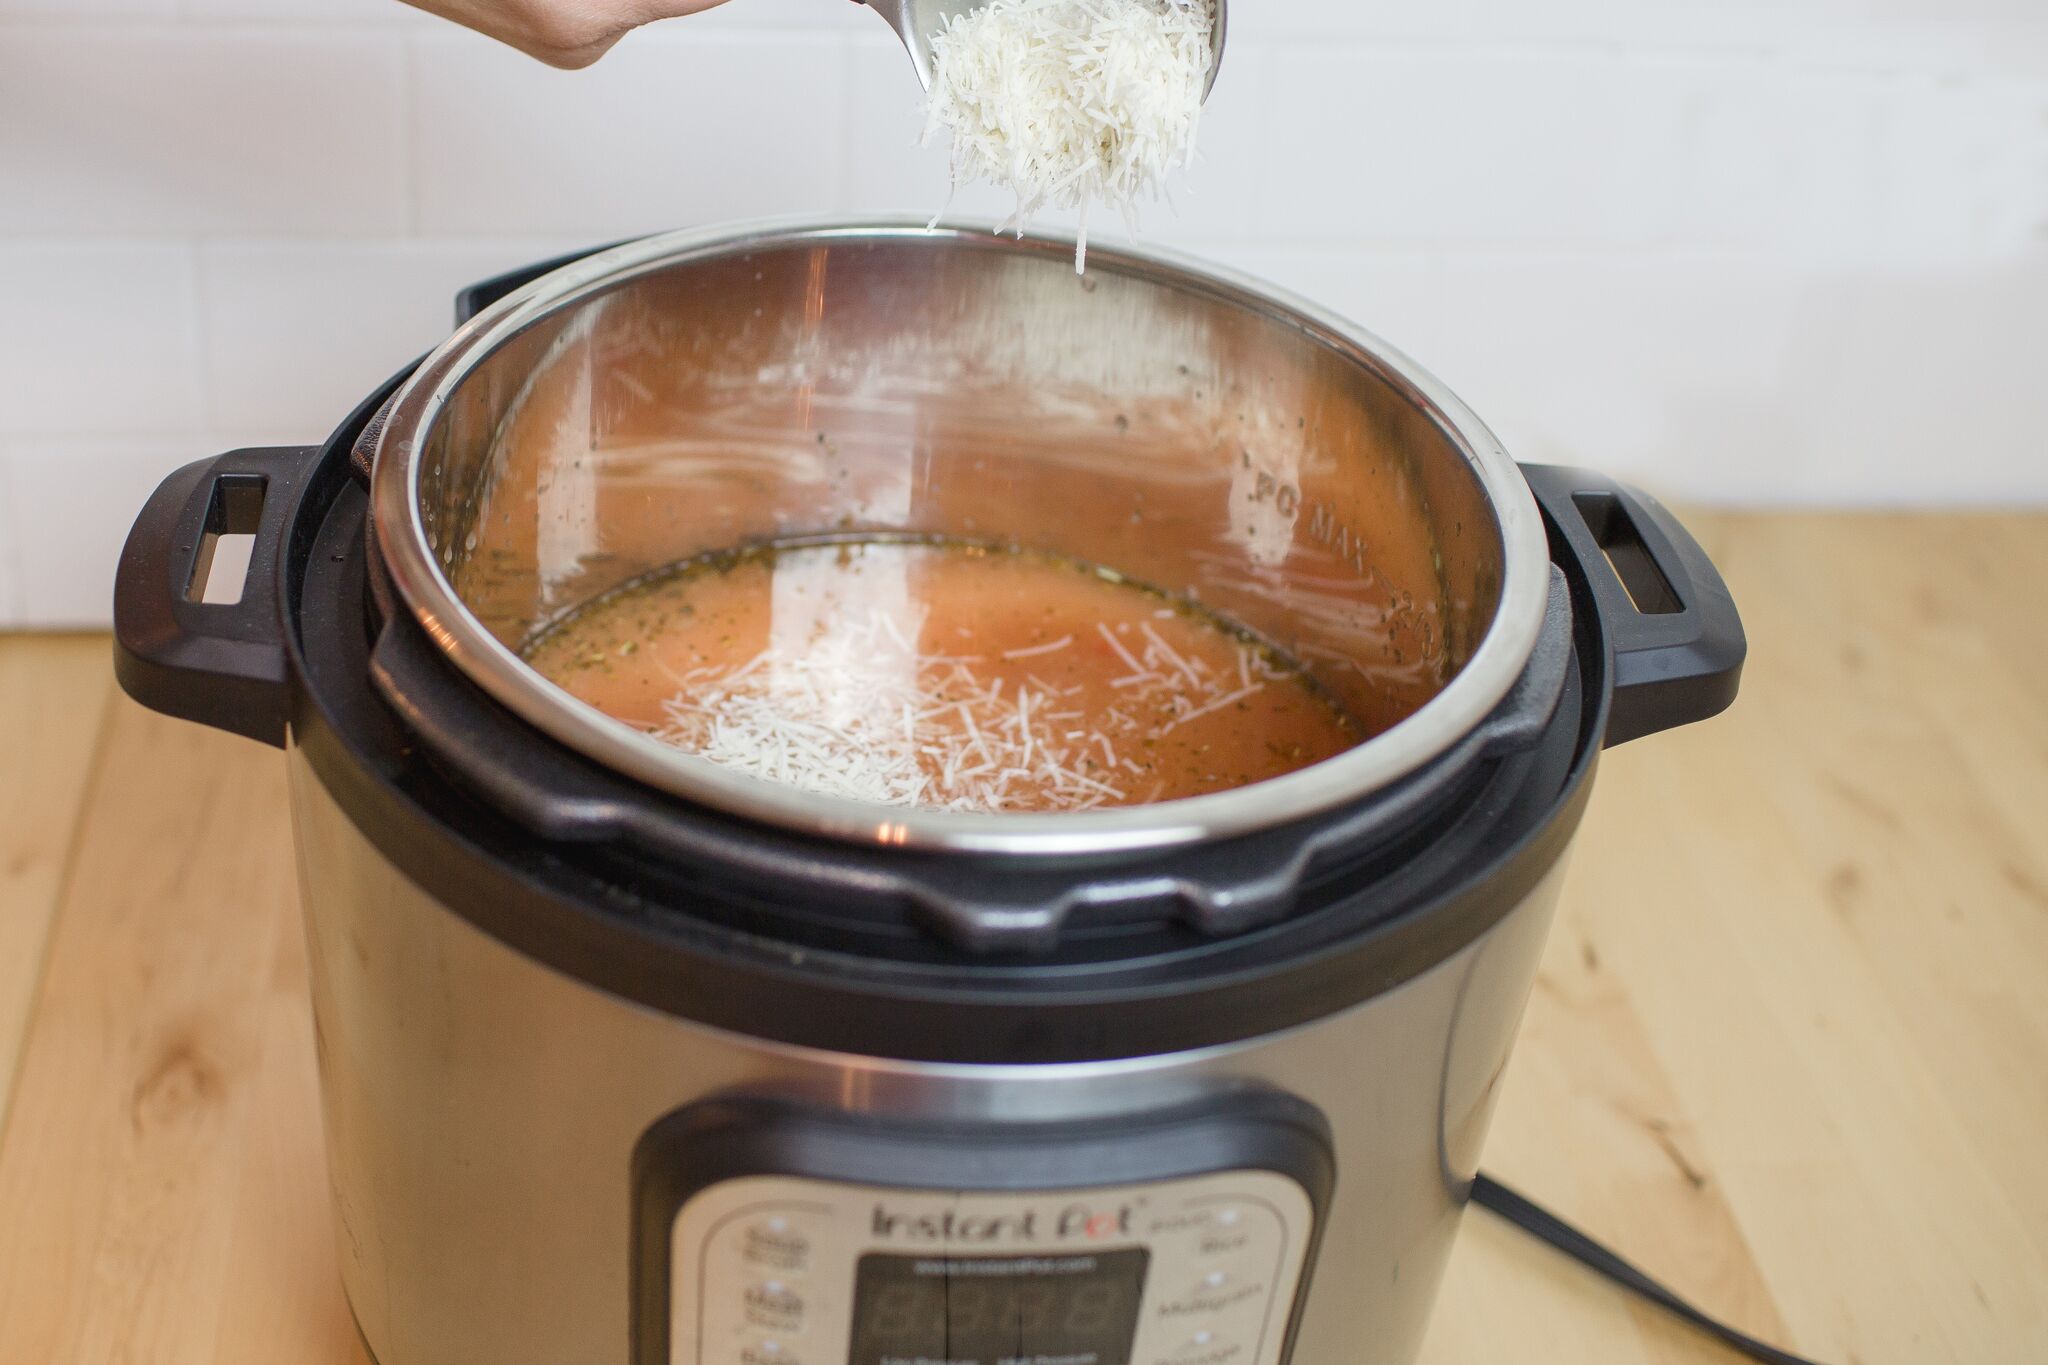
[182,0,428,21]
[0,32,408,237]
[1262,53,1697,248]
[197,238,582,430]
[0,0,176,15]
[674,0,872,34]
[0,243,205,436]
[0,438,207,627]
[411,28,847,236]
[0,0,2044,623]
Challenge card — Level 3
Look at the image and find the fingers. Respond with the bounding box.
[402,0,738,70]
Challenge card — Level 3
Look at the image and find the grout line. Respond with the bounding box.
[400,32,423,235]
[187,236,216,432]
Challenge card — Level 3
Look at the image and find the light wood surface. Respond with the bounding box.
[0,513,2044,1365]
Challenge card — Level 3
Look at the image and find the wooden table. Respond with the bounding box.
[1,512,2044,1364]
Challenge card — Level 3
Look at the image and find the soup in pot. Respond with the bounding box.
[524,537,1362,813]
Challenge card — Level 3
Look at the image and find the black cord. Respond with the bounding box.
[1471,1173,1828,1365]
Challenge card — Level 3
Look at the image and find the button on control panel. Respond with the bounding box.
[740,1218,810,1274]
[671,1172,1315,1365]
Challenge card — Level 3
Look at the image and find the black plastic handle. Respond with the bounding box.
[453,238,634,325]
[1521,464,1745,748]
[113,446,321,747]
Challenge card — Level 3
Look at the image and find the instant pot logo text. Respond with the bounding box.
[870,1202,1137,1244]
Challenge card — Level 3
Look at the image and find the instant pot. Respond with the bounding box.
[113,221,1744,1365]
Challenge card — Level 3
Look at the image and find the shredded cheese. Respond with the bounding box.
[645,604,1286,814]
[922,0,1213,272]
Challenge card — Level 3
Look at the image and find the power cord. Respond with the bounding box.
[1471,1174,1828,1365]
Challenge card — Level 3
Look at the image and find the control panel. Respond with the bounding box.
[631,1095,1333,1365]
[670,1170,1314,1365]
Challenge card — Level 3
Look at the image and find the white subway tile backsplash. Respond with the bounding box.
[1140,242,2048,505]
[1183,243,1449,361]
[0,439,195,627]
[1741,253,2048,504]
[1167,46,1271,239]
[1227,0,1871,50]
[198,239,588,433]
[1394,251,2048,504]
[180,0,432,21]
[1678,64,1893,259]
[675,0,872,35]
[1876,74,2048,261]
[0,243,203,437]
[1,1,2045,624]
[1415,253,1795,485]
[1260,50,1693,247]
[410,28,844,236]
[0,33,407,236]
[175,0,871,34]
[0,0,174,15]
[1674,62,2048,265]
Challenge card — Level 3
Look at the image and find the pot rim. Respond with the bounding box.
[367,216,1552,856]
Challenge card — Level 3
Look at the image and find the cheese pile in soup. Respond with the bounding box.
[524,539,1360,815]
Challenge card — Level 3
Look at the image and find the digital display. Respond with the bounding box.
[848,1249,1150,1365]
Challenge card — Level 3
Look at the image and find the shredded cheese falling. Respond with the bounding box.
[922,0,1213,272]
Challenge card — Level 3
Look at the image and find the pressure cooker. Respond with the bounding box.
[113,220,1744,1365]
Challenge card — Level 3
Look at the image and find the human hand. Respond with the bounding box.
[402,0,739,68]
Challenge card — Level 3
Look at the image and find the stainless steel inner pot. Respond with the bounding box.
[367,218,1552,854]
